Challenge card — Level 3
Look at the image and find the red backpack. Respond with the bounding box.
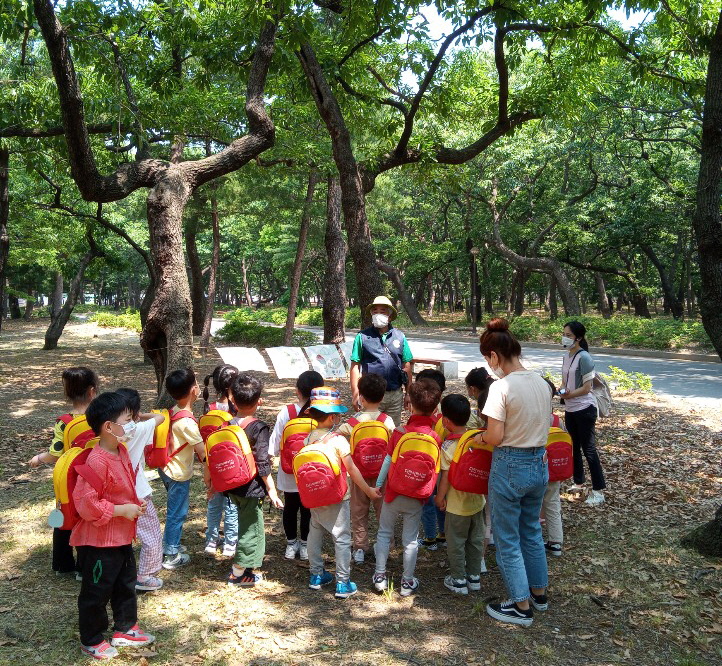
[546,427,573,482]
[280,405,317,474]
[387,428,441,500]
[550,413,562,429]
[348,414,390,478]
[205,418,258,492]
[293,432,348,509]
[58,414,96,453]
[448,429,493,495]
[144,409,195,469]
[199,409,234,443]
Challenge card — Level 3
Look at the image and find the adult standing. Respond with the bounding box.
[476,318,551,627]
[349,296,413,428]
[559,321,606,506]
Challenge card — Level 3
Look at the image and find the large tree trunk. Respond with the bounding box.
[481,252,493,314]
[0,147,8,329]
[549,275,558,320]
[322,174,347,343]
[9,295,21,319]
[376,260,428,325]
[682,503,722,556]
[692,9,722,359]
[50,271,63,322]
[427,274,436,317]
[595,272,612,319]
[24,293,35,320]
[640,243,684,320]
[200,187,221,353]
[284,168,319,345]
[513,268,526,316]
[241,257,253,306]
[185,212,205,336]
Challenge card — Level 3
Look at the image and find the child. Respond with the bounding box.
[203,364,240,557]
[116,388,166,591]
[373,378,442,597]
[465,367,495,430]
[225,373,284,586]
[29,366,99,576]
[543,378,565,557]
[337,373,395,564]
[160,368,206,570]
[268,370,324,560]
[435,394,485,595]
[302,387,381,599]
[72,391,154,659]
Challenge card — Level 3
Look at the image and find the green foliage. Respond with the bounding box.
[603,366,654,394]
[215,317,319,348]
[91,310,143,333]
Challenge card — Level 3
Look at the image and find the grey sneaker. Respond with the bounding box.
[400,577,419,597]
[444,575,468,595]
[162,552,190,570]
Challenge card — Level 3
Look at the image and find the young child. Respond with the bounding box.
[116,388,166,591]
[160,368,206,570]
[301,387,381,599]
[203,364,240,558]
[373,378,443,597]
[268,370,324,560]
[337,373,395,564]
[29,366,99,576]
[72,391,154,659]
[543,378,565,557]
[222,373,283,586]
[465,367,495,430]
[435,394,486,595]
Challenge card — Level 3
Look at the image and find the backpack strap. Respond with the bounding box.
[236,416,257,430]
[287,404,298,419]
[347,417,360,428]
[57,413,74,426]
[171,409,195,422]
[377,413,388,423]
[75,463,104,497]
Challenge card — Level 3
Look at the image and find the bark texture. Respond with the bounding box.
[185,214,206,336]
[377,260,427,325]
[322,175,347,344]
[0,148,8,328]
[200,190,221,353]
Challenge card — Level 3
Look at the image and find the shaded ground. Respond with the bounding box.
[0,320,720,666]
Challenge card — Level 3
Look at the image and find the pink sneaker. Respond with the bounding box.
[80,640,118,660]
[110,624,155,647]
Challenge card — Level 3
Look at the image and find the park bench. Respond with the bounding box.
[410,357,459,379]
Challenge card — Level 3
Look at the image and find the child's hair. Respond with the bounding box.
[116,387,142,420]
[166,368,197,401]
[479,317,522,360]
[465,367,495,412]
[62,366,99,403]
[357,373,386,404]
[86,392,128,436]
[564,320,589,351]
[542,376,557,396]
[203,364,239,412]
[440,394,471,427]
[307,407,335,424]
[296,370,324,416]
[416,368,446,393]
[230,373,263,408]
[408,378,442,415]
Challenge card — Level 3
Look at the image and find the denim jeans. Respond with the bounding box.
[421,493,445,540]
[158,469,191,556]
[489,446,548,603]
[206,492,239,546]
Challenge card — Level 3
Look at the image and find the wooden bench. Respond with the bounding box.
[410,357,459,379]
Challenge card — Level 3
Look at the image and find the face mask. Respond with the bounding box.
[491,365,506,379]
[112,421,136,444]
[372,313,389,328]
[561,335,575,348]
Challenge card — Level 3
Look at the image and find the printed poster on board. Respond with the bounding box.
[265,346,310,379]
[304,344,347,379]
[216,347,269,374]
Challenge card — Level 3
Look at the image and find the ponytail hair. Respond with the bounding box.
[564,321,589,351]
[478,318,521,361]
[203,364,239,414]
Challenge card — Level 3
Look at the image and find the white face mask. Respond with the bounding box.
[561,335,575,348]
[372,313,389,328]
[112,420,136,444]
[491,364,505,379]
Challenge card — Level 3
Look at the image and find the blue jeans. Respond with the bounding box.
[206,492,239,546]
[158,469,191,556]
[489,446,548,603]
[421,493,445,540]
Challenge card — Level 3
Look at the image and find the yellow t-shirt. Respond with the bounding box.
[441,435,485,517]
[162,407,203,482]
[337,409,395,440]
[305,428,352,501]
[49,414,80,458]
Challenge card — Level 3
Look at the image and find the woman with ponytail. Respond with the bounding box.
[475,318,552,627]
[559,321,606,506]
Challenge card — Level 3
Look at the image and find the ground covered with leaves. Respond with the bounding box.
[0,320,720,666]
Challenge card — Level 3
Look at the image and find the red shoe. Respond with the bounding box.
[80,640,119,660]
[110,624,155,647]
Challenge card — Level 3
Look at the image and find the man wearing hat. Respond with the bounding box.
[349,296,413,427]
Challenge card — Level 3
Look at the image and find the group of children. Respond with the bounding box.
[31,361,567,659]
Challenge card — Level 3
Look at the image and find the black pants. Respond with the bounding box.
[52,528,76,573]
[282,491,310,541]
[77,544,137,646]
[565,405,606,490]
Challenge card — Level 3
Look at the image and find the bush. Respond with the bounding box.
[215,318,318,347]
[91,310,143,333]
[603,366,654,394]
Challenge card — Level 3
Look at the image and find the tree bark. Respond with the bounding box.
[9,295,21,319]
[549,275,559,320]
[426,274,436,317]
[640,243,684,320]
[322,174,347,343]
[0,147,8,329]
[284,167,319,345]
[595,272,612,319]
[24,293,35,320]
[513,268,526,316]
[50,271,63,322]
[200,187,221,353]
[185,213,206,336]
[241,257,253,306]
[376,260,427,325]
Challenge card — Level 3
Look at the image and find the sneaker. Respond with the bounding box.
[75,572,83,582]
[136,575,163,591]
[205,540,218,555]
[162,552,190,570]
[335,580,358,599]
[467,574,481,591]
[80,640,119,660]
[400,577,419,597]
[353,549,365,564]
[567,483,585,493]
[585,490,605,506]
[443,575,468,595]
[222,542,237,557]
[309,570,334,590]
[110,624,156,647]
[228,570,263,587]
[480,557,488,574]
[417,537,438,551]
[486,600,534,627]
[299,541,308,561]
[284,539,300,560]
[545,541,562,557]
[529,588,548,611]
[437,535,447,548]
[372,572,388,592]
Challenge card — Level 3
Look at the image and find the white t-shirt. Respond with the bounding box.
[482,370,552,449]
[125,419,157,498]
[269,403,301,493]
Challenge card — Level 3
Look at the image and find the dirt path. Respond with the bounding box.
[0,321,720,666]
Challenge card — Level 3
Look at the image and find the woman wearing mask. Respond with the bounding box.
[559,321,606,506]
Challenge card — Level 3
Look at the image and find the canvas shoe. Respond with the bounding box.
[222,542,237,557]
[467,574,481,592]
[110,624,155,647]
[162,552,190,570]
[284,539,300,560]
[299,541,308,561]
[545,541,562,557]
[204,540,218,555]
[136,575,163,592]
[353,549,365,564]
[309,570,334,590]
[443,575,468,595]
[486,600,534,627]
[372,572,388,592]
[400,577,419,597]
[585,490,605,506]
[529,588,548,611]
[417,537,438,551]
[80,640,118,660]
[335,580,358,599]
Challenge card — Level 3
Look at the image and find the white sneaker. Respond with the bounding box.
[480,557,488,574]
[284,539,300,560]
[467,574,481,591]
[444,575,468,595]
[299,541,308,561]
[353,549,365,564]
[222,542,237,557]
[400,577,419,597]
[205,541,218,555]
[585,490,605,506]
